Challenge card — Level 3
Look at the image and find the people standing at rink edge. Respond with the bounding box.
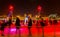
[53,17,58,25]
[15,16,20,29]
[28,16,32,36]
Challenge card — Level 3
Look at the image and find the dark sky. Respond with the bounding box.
[0,0,60,16]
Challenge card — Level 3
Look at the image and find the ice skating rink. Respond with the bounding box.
[0,22,60,37]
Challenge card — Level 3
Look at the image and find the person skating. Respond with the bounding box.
[15,16,20,29]
[28,16,32,37]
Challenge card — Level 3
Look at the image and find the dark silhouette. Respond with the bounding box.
[28,17,32,37]
[0,21,6,36]
[15,17,20,29]
[1,22,4,31]
[53,19,57,25]
[53,17,57,25]
[40,18,45,37]
[28,19,32,27]
[15,17,20,37]
[7,17,12,26]
[40,18,45,27]
[49,17,52,25]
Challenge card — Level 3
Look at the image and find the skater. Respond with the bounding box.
[53,17,57,25]
[49,17,52,25]
[40,18,45,37]
[15,16,20,29]
[15,16,20,37]
[28,16,32,37]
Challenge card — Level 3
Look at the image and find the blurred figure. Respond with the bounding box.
[4,17,9,26]
[0,17,10,36]
[0,21,5,36]
[32,20,37,27]
[24,16,28,23]
[36,15,41,28]
[28,16,32,37]
[40,18,45,37]
[10,21,16,28]
[40,18,45,27]
[36,20,40,28]
[1,17,11,36]
[52,17,57,37]
[53,17,58,25]
[10,21,16,37]
[0,21,2,30]
[39,16,45,26]
[49,17,52,25]
[7,16,12,26]
[4,24,9,37]
[15,16,20,29]
[15,16,20,37]
[24,14,28,26]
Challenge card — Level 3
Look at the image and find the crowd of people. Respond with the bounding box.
[0,15,58,36]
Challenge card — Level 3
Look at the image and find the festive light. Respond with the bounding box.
[28,14,32,18]
[9,5,14,11]
[35,15,38,18]
[10,28,16,32]
[24,14,27,17]
[37,5,42,12]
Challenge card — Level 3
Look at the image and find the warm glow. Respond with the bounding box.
[28,14,32,18]
[9,5,14,11]
[37,16,40,18]
[37,5,42,12]
[24,14,27,17]
[35,15,38,18]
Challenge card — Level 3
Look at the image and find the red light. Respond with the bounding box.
[37,5,42,12]
[9,5,14,11]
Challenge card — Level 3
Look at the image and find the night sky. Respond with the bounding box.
[0,0,60,16]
